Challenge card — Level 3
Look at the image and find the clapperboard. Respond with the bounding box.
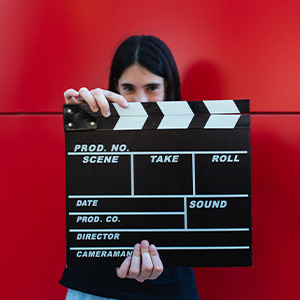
[63,100,252,267]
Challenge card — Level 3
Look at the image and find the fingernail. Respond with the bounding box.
[134,243,141,250]
[149,244,157,254]
[141,240,149,247]
[104,111,110,117]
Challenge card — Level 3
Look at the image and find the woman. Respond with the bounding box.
[61,35,200,300]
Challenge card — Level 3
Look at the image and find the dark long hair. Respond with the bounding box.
[108,35,181,101]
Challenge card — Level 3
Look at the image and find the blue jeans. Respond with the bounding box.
[66,289,120,300]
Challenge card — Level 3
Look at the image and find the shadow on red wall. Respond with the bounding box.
[181,61,224,101]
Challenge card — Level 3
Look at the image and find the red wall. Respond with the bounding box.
[1,1,299,299]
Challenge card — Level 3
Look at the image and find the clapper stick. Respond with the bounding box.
[63,100,252,267]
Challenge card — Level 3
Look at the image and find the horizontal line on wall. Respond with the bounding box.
[0,112,62,115]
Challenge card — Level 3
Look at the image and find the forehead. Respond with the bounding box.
[118,64,164,84]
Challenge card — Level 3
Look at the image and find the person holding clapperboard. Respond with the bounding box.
[60,36,200,300]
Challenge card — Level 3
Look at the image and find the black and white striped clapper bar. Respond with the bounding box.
[63,99,252,267]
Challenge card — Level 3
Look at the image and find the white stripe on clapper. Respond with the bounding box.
[204,115,240,129]
[113,103,148,130]
[157,101,194,129]
[203,100,240,129]
[203,100,240,114]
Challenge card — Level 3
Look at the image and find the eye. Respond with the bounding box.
[147,85,159,92]
[123,86,134,92]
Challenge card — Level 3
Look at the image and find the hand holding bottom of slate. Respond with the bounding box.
[116,240,163,282]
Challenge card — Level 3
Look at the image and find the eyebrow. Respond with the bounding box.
[120,83,162,88]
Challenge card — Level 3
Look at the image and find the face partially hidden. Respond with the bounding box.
[117,64,165,102]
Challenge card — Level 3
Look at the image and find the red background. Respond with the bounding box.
[0,1,299,299]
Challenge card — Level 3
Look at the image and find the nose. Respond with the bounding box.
[135,91,148,103]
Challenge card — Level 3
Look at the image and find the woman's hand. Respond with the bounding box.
[64,87,128,117]
[116,240,163,283]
